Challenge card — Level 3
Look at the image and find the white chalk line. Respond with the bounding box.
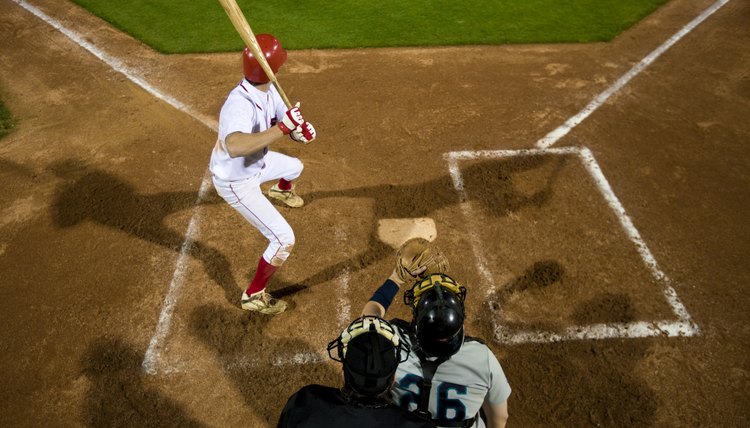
[446,156,497,298]
[445,147,700,343]
[448,147,580,161]
[576,148,696,325]
[142,172,213,374]
[333,226,352,330]
[497,320,699,345]
[12,0,219,132]
[535,0,731,149]
[225,352,328,370]
[336,268,352,329]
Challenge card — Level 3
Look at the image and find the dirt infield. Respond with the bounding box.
[1,0,749,426]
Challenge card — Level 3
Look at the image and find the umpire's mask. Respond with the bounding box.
[327,316,409,397]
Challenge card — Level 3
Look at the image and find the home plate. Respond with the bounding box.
[377,218,437,248]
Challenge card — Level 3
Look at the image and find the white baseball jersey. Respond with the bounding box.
[391,326,511,428]
[210,79,303,265]
[210,80,289,181]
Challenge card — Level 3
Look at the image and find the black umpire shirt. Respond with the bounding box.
[278,384,434,428]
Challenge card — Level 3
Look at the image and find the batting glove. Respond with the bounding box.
[291,122,316,144]
[278,102,305,135]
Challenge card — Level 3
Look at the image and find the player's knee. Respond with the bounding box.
[270,230,295,266]
[270,242,295,266]
[291,158,304,177]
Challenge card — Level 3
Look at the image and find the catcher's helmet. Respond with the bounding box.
[327,316,409,397]
[242,34,287,84]
[406,274,467,359]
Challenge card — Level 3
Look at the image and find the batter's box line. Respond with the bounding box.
[226,352,328,369]
[444,146,700,344]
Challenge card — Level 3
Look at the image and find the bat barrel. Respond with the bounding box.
[217,0,292,107]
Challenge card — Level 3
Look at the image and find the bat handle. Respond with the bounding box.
[272,79,292,108]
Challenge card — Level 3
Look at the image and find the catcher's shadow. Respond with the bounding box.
[49,160,239,303]
[278,155,567,296]
[495,260,566,305]
[499,295,656,427]
[474,259,566,336]
[481,260,640,333]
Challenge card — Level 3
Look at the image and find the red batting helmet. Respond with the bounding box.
[242,34,287,84]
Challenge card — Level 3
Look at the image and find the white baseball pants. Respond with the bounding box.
[212,151,303,265]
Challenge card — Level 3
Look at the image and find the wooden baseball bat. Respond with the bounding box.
[217,0,292,108]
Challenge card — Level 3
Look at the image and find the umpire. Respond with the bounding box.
[277,316,435,428]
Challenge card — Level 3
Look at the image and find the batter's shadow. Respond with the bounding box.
[0,157,36,178]
[275,155,568,297]
[49,160,240,303]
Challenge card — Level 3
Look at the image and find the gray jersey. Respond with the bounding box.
[390,325,511,428]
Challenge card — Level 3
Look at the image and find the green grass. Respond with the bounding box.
[71,0,669,53]
[0,100,14,139]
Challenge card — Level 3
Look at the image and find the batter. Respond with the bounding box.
[210,34,316,314]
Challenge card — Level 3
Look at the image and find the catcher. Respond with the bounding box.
[363,237,450,317]
[362,238,511,428]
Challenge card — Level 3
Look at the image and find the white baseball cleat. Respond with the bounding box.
[268,184,304,208]
[241,290,288,314]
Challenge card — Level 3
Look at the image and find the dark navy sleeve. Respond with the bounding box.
[369,279,400,311]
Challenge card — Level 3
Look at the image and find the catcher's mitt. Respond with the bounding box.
[394,238,449,285]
